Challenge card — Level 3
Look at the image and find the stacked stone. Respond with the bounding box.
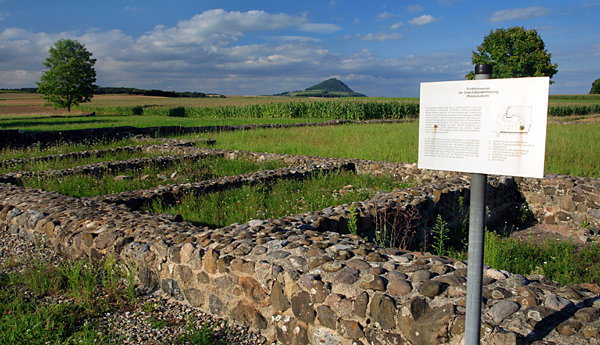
[1,140,600,344]
[518,175,600,231]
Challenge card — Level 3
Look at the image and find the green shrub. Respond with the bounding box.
[132,105,144,115]
[167,106,186,117]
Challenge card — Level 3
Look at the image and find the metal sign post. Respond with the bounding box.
[464,64,492,345]
[417,65,549,344]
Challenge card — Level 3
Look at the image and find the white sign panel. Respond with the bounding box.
[418,77,549,178]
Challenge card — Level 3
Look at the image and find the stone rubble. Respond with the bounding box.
[0,137,599,345]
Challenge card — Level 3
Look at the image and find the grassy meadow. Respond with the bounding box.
[2,92,598,131]
[1,92,600,289]
[188,121,600,178]
[146,170,406,228]
[21,156,285,197]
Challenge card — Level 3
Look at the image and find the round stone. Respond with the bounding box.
[418,280,445,298]
[369,266,387,275]
[387,279,412,296]
[386,271,408,281]
[411,269,432,283]
[359,274,386,291]
[336,267,361,285]
[322,261,343,272]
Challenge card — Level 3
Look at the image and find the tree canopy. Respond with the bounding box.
[37,39,97,112]
[466,27,558,83]
[591,78,600,94]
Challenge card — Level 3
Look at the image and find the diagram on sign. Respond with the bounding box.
[495,106,531,136]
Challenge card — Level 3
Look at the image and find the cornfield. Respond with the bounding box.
[75,99,600,119]
[76,100,419,120]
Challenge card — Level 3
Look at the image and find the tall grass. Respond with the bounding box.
[4,120,598,177]
[545,123,600,177]
[146,170,406,228]
[0,137,162,161]
[22,156,284,197]
[0,150,161,174]
[0,255,136,344]
[203,122,420,163]
[193,121,599,177]
[484,231,600,285]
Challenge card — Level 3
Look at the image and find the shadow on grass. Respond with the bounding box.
[0,118,119,130]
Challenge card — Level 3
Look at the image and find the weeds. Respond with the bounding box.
[431,215,450,256]
[147,316,169,329]
[0,254,223,344]
[348,205,358,235]
[177,319,218,345]
[514,202,535,228]
[374,204,421,250]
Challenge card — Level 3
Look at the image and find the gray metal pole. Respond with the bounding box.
[464,64,492,345]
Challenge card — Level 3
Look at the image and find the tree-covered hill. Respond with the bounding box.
[275,78,366,97]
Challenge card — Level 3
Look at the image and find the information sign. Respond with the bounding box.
[418,77,549,178]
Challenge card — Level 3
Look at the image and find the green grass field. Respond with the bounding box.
[0,114,322,132]
[188,121,600,178]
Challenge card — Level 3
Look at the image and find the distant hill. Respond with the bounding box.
[275,78,366,97]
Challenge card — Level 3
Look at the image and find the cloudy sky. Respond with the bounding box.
[1,0,598,97]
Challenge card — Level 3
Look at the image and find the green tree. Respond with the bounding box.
[466,27,558,83]
[591,78,600,94]
[37,39,97,112]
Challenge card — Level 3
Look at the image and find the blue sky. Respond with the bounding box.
[1,0,598,97]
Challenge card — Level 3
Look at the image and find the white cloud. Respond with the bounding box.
[296,23,342,34]
[344,32,403,42]
[0,11,9,21]
[405,5,424,13]
[138,9,307,48]
[391,21,404,30]
[490,6,549,23]
[269,36,322,43]
[377,12,396,21]
[438,0,464,6]
[408,15,437,26]
[0,9,469,96]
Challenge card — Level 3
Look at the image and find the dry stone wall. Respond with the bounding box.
[1,138,600,345]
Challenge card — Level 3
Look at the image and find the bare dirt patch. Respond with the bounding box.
[0,93,79,117]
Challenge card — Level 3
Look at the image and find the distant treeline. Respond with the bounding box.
[0,87,38,93]
[95,87,224,98]
[0,87,223,98]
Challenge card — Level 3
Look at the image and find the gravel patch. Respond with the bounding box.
[0,228,269,345]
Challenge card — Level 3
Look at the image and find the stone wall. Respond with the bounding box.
[1,140,600,344]
[517,176,600,231]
